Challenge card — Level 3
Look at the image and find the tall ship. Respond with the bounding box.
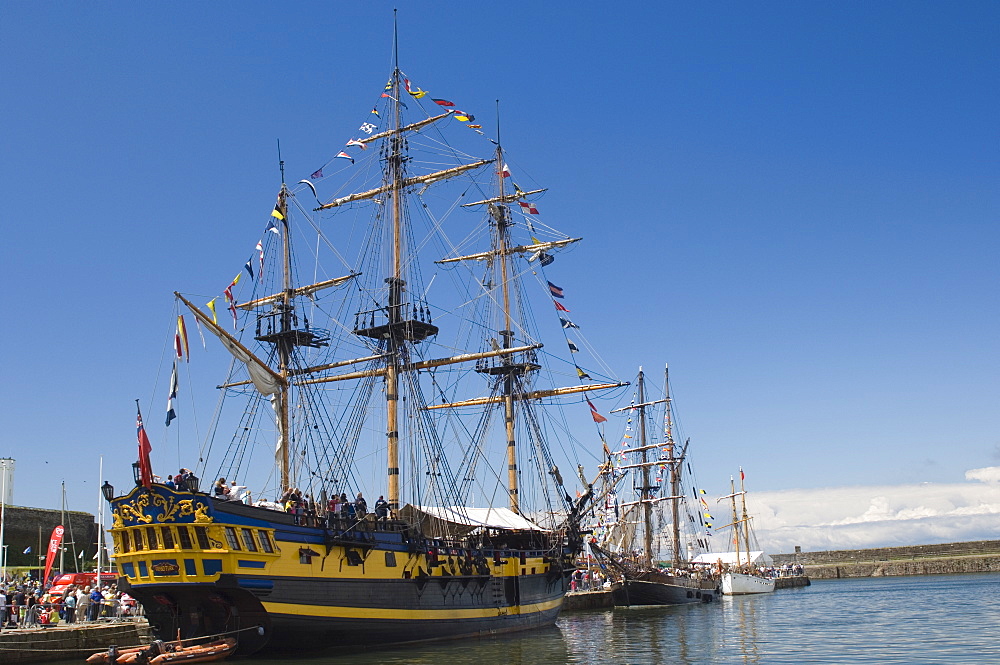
[105,42,623,653]
[716,470,775,595]
[589,366,718,606]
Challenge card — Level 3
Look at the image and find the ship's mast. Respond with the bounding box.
[740,468,751,571]
[274,168,293,492]
[637,369,654,569]
[729,475,741,571]
[385,65,405,513]
[664,365,682,568]
[495,142,521,513]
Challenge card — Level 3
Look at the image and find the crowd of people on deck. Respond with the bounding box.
[0,578,138,631]
[268,487,392,527]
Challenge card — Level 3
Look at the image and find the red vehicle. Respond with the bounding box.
[47,572,119,599]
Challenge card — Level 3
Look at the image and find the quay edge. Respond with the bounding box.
[0,621,151,664]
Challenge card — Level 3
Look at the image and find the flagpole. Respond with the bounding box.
[0,466,6,583]
[97,456,103,576]
[60,480,66,576]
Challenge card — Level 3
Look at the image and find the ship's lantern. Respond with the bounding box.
[187,474,200,493]
[132,462,142,485]
[101,480,115,502]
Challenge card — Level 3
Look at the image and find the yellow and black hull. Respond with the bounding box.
[110,485,571,654]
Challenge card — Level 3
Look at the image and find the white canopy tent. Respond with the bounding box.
[399,505,548,538]
[691,551,773,567]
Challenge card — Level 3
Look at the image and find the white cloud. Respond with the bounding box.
[737,470,1000,554]
[965,466,1000,483]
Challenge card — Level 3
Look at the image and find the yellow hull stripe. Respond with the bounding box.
[262,596,563,620]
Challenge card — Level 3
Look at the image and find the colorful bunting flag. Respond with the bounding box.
[370,107,380,118]
[500,163,511,178]
[587,398,607,423]
[432,99,455,107]
[547,281,565,298]
[567,340,579,353]
[244,258,255,281]
[336,151,355,164]
[554,301,570,312]
[346,138,368,150]
[404,79,427,98]
[256,240,265,278]
[206,299,218,325]
[310,168,324,180]
[165,361,178,426]
[577,367,591,380]
[271,203,284,220]
[518,200,539,215]
[560,317,579,329]
[359,122,377,134]
[177,315,189,361]
[454,113,475,122]
[265,220,280,235]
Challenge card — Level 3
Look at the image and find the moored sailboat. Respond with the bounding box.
[104,36,623,654]
[717,469,775,595]
[590,367,718,606]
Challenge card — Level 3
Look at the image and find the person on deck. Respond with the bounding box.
[355,493,368,518]
[374,496,389,522]
[339,493,351,519]
[214,478,230,497]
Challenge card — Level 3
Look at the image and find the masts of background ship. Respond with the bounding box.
[663,365,682,569]
[727,476,742,571]
[637,371,653,568]
[740,469,751,573]
[609,368,671,570]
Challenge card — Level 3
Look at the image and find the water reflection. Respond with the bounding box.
[50,575,1000,665]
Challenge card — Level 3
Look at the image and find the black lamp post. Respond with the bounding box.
[132,462,142,486]
[101,481,115,502]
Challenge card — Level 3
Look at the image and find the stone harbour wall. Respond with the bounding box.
[772,540,1000,579]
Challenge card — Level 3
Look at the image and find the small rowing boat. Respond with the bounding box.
[85,638,236,665]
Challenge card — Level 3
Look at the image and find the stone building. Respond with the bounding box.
[2,505,98,572]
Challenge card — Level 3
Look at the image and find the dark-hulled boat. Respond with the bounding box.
[106,27,623,655]
[590,367,719,606]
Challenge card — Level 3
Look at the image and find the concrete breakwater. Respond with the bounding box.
[772,539,1000,579]
[0,621,151,664]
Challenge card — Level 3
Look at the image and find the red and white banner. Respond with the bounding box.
[42,525,64,584]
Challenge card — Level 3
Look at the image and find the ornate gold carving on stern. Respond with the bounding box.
[193,502,213,523]
[148,493,214,524]
[114,494,153,525]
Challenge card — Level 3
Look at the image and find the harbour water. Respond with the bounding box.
[51,573,1000,664]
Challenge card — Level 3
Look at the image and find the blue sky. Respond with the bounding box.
[1,2,997,549]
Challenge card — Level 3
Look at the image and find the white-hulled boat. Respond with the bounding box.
[717,469,774,596]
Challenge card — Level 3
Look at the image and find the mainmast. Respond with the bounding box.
[728,475,741,571]
[275,179,292,492]
[664,365,682,568]
[386,67,405,514]
[483,141,531,513]
[636,369,653,569]
[350,67,438,513]
[740,468,751,571]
